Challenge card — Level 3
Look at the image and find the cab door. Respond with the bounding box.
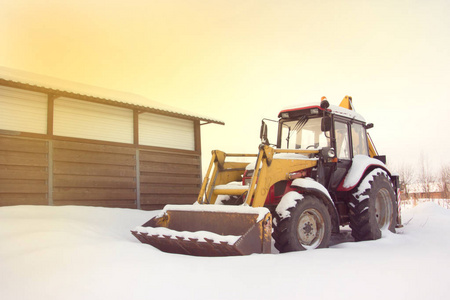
[329,119,352,189]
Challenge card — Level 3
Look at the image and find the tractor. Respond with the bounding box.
[132,96,400,255]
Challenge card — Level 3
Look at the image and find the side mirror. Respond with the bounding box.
[365,123,374,129]
[321,116,332,132]
[260,121,269,145]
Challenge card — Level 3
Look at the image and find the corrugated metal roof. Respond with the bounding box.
[0,66,224,125]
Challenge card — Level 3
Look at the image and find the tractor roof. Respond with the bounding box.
[278,96,365,122]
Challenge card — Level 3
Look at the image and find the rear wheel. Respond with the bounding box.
[273,195,332,252]
[348,169,397,241]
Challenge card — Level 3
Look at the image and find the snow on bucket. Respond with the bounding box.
[131,205,272,256]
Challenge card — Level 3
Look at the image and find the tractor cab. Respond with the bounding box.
[277,96,370,157]
[274,96,376,191]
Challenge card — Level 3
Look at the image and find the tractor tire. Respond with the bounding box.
[273,195,332,253]
[348,169,397,241]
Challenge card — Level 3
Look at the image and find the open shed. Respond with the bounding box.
[0,67,223,210]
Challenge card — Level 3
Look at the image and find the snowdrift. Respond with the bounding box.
[0,203,449,300]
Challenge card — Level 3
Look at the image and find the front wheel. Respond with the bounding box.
[273,194,332,253]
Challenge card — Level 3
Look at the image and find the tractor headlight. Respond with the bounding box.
[310,108,319,115]
[321,147,335,159]
[327,148,335,158]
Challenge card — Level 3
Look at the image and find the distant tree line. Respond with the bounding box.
[394,153,450,200]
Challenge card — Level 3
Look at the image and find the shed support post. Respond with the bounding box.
[135,149,141,209]
[48,140,54,206]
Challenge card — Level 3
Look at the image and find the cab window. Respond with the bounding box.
[351,123,369,156]
[335,121,350,159]
[280,117,329,150]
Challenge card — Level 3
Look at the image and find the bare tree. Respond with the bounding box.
[397,163,415,198]
[418,152,434,200]
[439,164,450,199]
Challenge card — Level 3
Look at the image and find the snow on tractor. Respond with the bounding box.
[132,96,401,256]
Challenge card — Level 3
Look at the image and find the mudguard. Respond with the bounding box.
[337,155,391,192]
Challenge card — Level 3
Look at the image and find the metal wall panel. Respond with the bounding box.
[0,85,47,134]
[54,97,133,143]
[0,135,203,209]
[139,112,195,151]
[52,140,137,208]
[139,149,201,210]
[0,136,49,206]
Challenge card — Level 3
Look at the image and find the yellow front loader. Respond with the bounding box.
[132,96,400,256]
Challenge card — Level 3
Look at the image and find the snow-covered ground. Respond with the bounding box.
[1,203,449,300]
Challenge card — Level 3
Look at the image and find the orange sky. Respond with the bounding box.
[1,0,450,173]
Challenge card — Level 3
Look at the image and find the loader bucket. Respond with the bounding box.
[131,205,272,256]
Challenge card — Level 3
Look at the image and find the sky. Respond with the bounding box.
[1,0,450,177]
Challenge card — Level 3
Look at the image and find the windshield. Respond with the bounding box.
[280,117,330,150]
